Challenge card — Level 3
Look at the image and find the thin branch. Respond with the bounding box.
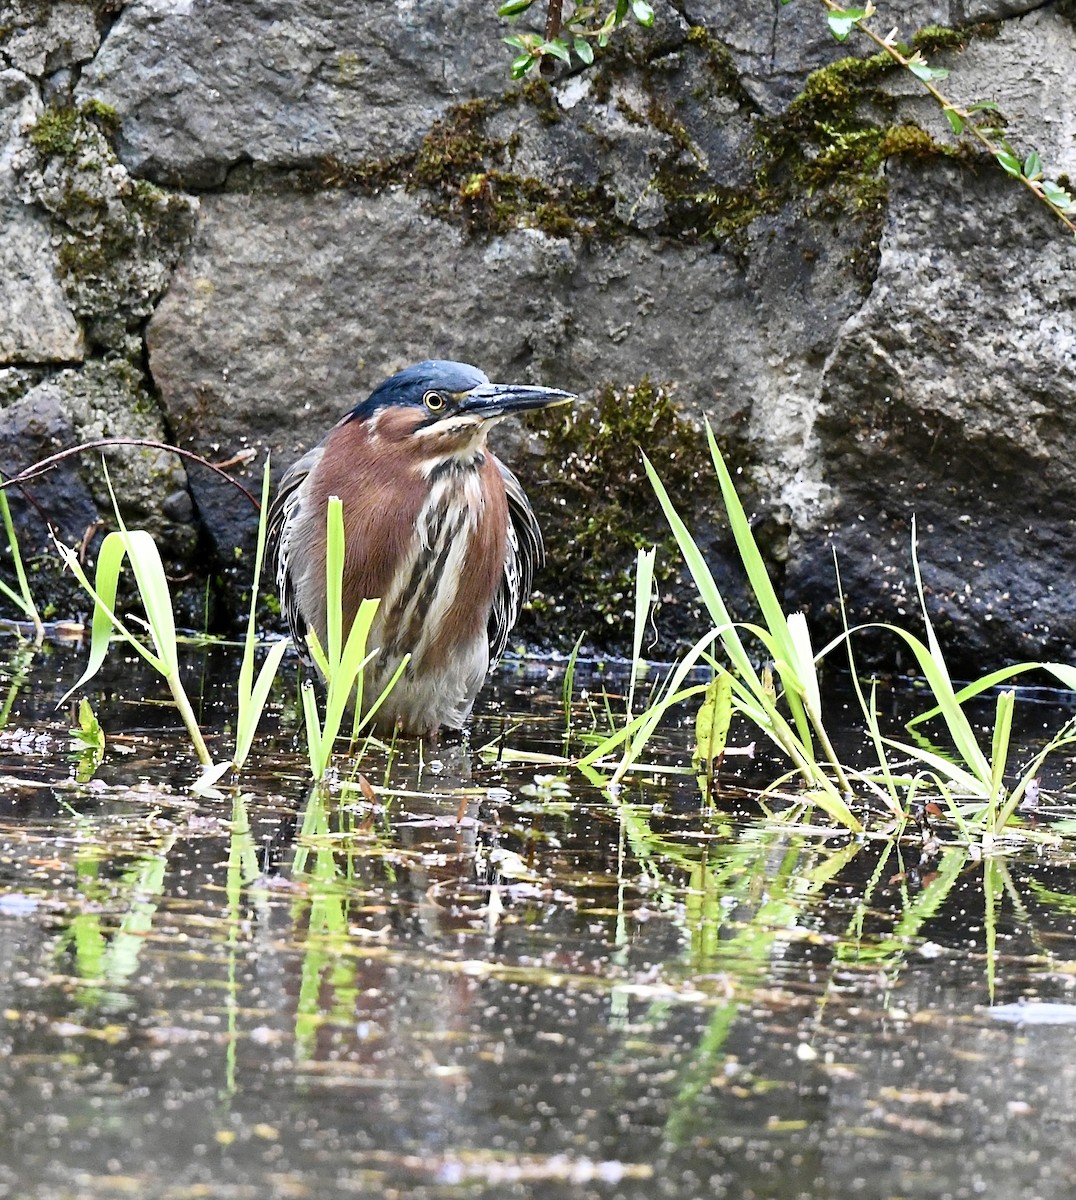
[541,0,563,75]
[1,438,263,511]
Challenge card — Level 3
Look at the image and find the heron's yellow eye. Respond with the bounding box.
[423,391,446,412]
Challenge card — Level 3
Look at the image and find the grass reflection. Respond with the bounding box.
[55,814,179,1007]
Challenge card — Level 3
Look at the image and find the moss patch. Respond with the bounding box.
[288,13,982,253]
[519,379,716,652]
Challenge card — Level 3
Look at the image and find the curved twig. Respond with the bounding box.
[1,438,263,511]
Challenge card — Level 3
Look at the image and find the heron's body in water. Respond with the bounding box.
[268,360,573,738]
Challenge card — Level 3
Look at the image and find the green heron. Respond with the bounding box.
[268,360,574,738]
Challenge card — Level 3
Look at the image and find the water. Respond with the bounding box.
[1,637,1076,1199]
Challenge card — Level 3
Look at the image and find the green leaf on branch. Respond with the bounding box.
[631,0,655,26]
[826,8,868,42]
[511,53,537,77]
[573,35,594,64]
[943,108,965,135]
[967,99,999,113]
[498,0,536,14]
[540,37,572,62]
[906,52,948,82]
[995,149,1022,177]
[1042,180,1074,210]
[1022,150,1043,181]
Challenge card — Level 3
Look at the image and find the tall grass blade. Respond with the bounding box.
[562,630,585,737]
[0,475,43,642]
[641,452,757,688]
[626,547,656,718]
[232,453,290,772]
[300,497,406,780]
[909,661,1076,727]
[989,689,1015,815]
[906,521,991,783]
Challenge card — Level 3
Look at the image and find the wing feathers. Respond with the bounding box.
[488,459,543,668]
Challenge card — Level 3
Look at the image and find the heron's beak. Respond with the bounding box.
[458,382,575,420]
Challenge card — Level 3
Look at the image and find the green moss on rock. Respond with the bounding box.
[287,16,976,252]
[520,379,711,651]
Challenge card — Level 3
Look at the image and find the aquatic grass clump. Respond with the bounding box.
[56,508,215,768]
[624,421,1076,841]
[624,423,861,831]
[837,529,1076,839]
[56,457,288,792]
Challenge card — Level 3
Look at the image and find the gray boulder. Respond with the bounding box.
[1,0,1074,665]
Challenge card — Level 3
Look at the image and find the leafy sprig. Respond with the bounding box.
[814,1,1076,237]
[498,0,654,78]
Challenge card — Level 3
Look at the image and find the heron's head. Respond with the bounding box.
[346,360,574,459]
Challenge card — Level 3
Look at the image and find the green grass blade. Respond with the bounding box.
[880,734,988,797]
[871,622,992,785]
[627,547,656,717]
[232,638,289,769]
[54,533,165,704]
[989,689,1015,811]
[234,453,284,769]
[325,496,345,669]
[910,660,1076,727]
[301,679,326,779]
[306,627,330,678]
[121,529,180,675]
[0,475,42,639]
[562,630,585,735]
[641,451,758,688]
[996,717,1076,830]
[577,683,707,771]
[352,652,411,737]
[703,422,801,675]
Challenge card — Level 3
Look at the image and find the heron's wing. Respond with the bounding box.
[266,443,324,662]
[488,459,543,669]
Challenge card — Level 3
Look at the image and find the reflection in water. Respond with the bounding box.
[0,641,1075,1197]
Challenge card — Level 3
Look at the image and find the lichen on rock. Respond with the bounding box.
[16,99,198,353]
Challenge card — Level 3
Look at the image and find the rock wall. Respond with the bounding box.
[1,0,1073,665]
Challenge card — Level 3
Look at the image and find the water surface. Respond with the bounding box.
[1,638,1075,1199]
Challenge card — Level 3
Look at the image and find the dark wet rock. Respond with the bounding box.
[0,360,199,619]
[788,155,1076,666]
